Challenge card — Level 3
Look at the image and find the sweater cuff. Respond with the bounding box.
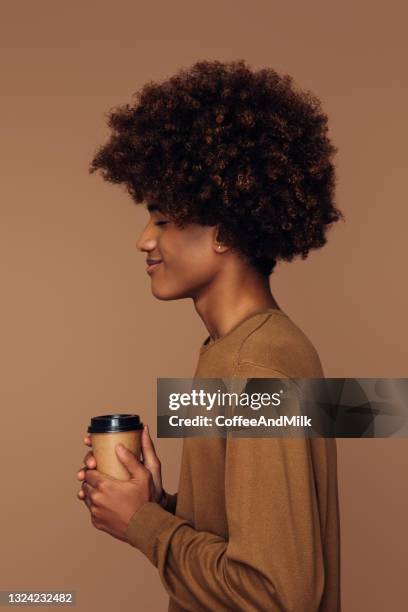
[162,491,178,514]
[125,501,189,566]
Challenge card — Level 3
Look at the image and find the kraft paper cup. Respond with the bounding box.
[87,414,144,480]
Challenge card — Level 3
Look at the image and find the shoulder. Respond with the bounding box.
[236,311,324,378]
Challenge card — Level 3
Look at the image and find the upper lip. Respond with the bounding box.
[146,258,162,265]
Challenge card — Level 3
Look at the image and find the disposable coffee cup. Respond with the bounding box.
[87,414,144,480]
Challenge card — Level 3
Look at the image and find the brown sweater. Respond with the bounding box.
[125,309,341,612]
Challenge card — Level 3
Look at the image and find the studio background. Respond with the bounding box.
[1,1,407,610]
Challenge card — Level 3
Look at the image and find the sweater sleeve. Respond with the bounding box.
[125,365,325,612]
[161,490,178,515]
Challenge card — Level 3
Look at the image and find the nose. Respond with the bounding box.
[136,222,158,253]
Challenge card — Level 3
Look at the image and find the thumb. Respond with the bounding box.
[141,425,159,466]
[115,443,141,476]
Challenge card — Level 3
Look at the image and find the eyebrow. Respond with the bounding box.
[147,203,161,213]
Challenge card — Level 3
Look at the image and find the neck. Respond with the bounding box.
[193,259,281,341]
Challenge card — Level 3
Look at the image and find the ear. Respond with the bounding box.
[212,227,230,254]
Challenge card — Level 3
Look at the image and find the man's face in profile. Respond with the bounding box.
[136,206,221,301]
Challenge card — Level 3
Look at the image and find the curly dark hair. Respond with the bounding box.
[90,59,344,276]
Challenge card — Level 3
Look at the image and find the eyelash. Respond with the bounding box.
[155,221,168,226]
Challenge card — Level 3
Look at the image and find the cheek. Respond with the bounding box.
[172,250,214,277]
[155,251,216,295]
[157,226,217,287]
[164,234,210,269]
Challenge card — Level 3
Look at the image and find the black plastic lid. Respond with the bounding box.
[88,413,144,434]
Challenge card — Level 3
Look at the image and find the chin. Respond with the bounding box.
[150,273,209,301]
[150,283,189,301]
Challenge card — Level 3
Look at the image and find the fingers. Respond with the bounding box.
[77,480,94,506]
[83,467,102,488]
[77,434,94,501]
[140,425,163,500]
[77,480,88,502]
[141,425,159,464]
[77,469,85,481]
[76,435,95,480]
[141,424,152,446]
[114,443,143,479]
[76,451,96,481]
[82,450,96,468]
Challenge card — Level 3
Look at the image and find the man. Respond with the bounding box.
[76,59,343,611]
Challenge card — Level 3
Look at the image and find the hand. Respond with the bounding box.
[76,441,156,542]
[77,424,165,504]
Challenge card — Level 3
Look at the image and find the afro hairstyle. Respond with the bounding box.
[90,59,344,276]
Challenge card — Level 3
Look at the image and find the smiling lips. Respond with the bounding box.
[146,258,163,274]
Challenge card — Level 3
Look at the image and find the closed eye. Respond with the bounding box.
[155,221,169,226]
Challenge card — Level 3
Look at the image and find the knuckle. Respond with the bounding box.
[90,504,99,517]
[85,452,94,465]
[92,491,102,505]
[97,481,106,493]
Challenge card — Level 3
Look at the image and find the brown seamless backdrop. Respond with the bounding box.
[1,1,407,611]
